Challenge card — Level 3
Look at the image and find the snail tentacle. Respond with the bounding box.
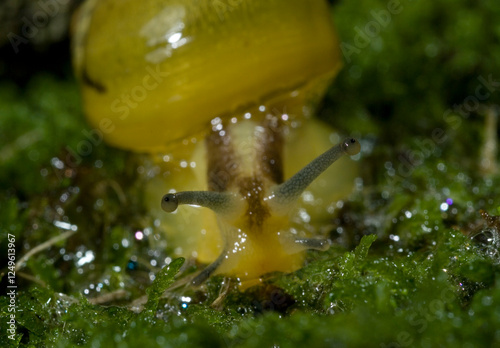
[161,191,238,215]
[293,238,330,251]
[191,250,228,286]
[270,138,360,208]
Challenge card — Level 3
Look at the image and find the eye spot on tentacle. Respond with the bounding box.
[161,193,178,212]
[342,138,361,156]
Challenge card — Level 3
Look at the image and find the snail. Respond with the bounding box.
[72,0,360,287]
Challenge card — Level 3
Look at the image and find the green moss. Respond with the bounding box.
[1,0,500,347]
[143,258,184,314]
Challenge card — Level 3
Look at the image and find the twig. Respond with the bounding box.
[15,230,76,272]
[16,271,47,287]
[480,105,498,177]
[88,289,129,305]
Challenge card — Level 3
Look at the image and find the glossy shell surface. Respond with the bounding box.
[73,0,341,152]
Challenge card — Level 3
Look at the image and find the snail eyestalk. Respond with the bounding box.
[161,191,238,215]
[270,138,360,208]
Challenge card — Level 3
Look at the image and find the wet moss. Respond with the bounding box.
[1,0,500,347]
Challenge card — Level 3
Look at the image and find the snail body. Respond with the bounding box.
[73,0,360,286]
[160,120,359,284]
